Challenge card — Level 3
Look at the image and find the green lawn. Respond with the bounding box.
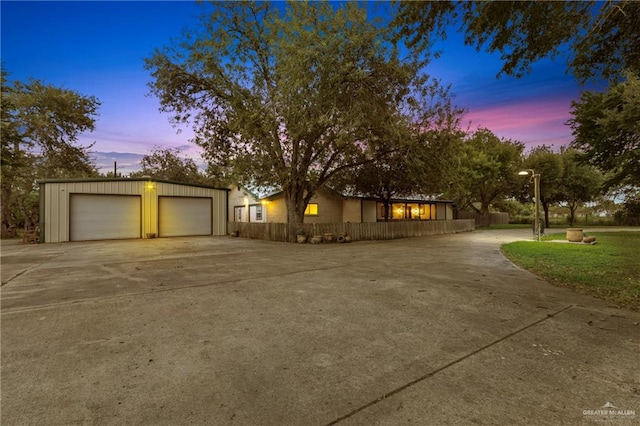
[501,232,640,311]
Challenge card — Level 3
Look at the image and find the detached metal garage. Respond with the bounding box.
[38,178,228,243]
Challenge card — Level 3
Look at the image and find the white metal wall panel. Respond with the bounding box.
[70,194,141,241]
[158,197,212,237]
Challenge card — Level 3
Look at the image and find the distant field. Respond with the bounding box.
[501,232,640,311]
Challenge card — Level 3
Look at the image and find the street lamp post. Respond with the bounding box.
[519,169,541,241]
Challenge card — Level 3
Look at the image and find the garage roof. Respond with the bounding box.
[37,177,230,191]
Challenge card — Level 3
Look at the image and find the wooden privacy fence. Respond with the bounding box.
[227,220,475,243]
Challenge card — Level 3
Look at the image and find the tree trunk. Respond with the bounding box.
[285,190,306,224]
[541,200,549,231]
[383,199,391,221]
[567,201,578,226]
[1,143,23,238]
[0,182,16,238]
[284,181,315,240]
[478,204,491,227]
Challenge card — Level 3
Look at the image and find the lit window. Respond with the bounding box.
[420,204,431,220]
[304,203,318,216]
[392,203,405,220]
[407,203,420,219]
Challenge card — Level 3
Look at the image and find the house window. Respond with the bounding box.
[255,205,263,221]
[420,204,432,220]
[407,203,420,220]
[392,203,406,220]
[304,203,318,216]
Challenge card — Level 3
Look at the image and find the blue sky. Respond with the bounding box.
[1,1,601,175]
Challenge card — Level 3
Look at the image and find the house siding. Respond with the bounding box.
[261,188,343,223]
[362,200,378,222]
[248,185,454,225]
[305,191,343,223]
[228,184,261,222]
[342,198,362,223]
[267,197,288,223]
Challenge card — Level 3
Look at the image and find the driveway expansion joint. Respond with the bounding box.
[0,263,348,314]
[1,250,68,287]
[325,304,575,425]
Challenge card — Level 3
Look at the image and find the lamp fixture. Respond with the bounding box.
[518,169,541,241]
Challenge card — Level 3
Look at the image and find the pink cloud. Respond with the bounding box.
[463,98,574,149]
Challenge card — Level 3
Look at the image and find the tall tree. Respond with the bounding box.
[352,95,465,221]
[522,145,564,229]
[1,70,20,168]
[448,128,523,226]
[130,146,211,185]
[558,148,604,226]
[1,71,99,236]
[393,1,640,83]
[145,1,449,224]
[352,148,417,222]
[569,71,640,191]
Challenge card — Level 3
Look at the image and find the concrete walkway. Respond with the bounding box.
[1,229,638,425]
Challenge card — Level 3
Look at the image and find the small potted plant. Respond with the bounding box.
[296,228,307,243]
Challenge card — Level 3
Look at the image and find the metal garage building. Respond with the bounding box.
[38,178,228,243]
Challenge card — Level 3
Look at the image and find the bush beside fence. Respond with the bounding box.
[227,220,475,243]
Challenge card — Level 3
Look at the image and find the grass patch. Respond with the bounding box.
[501,232,640,311]
[540,232,566,241]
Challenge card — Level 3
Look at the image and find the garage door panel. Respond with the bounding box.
[70,194,141,241]
[159,197,212,237]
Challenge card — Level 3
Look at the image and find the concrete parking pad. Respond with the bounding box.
[2,229,639,425]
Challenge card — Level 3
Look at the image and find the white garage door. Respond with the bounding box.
[158,197,212,237]
[70,194,141,241]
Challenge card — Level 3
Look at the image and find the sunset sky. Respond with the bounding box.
[1,1,605,174]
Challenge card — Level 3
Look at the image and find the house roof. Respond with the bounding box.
[232,183,262,200]
[37,177,230,191]
[348,195,455,204]
[232,182,278,199]
[257,185,453,204]
[260,185,345,201]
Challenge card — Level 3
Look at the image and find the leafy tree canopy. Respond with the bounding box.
[522,145,564,228]
[145,1,453,223]
[393,0,640,83]
[350,96,465,220]
[569,70,640,191]
[1,68,99,236]
[557,148,604,226]
[129,146,213,185]
[447,128,524,226]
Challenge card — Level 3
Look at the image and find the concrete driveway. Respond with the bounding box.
[2,229,639,425]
